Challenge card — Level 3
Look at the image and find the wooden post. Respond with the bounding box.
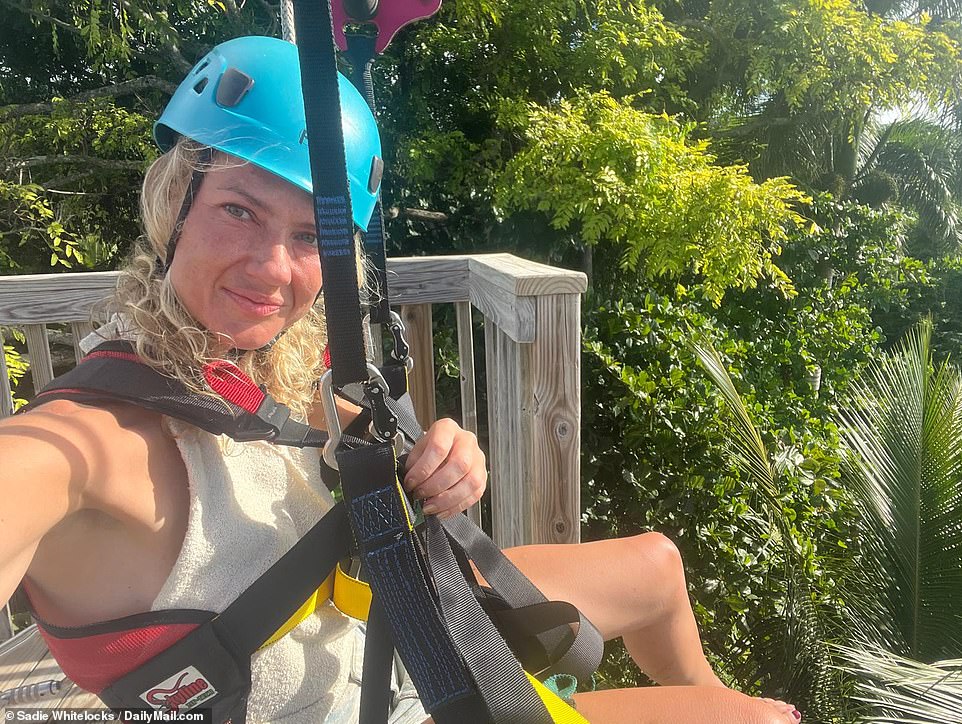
[455,301,481,528]
[485,293,583,548]
[23,324,54,395]
[0,330,12,641]
[400,303,436,429]
[70,321,95,364]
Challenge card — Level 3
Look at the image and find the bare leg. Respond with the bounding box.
[573,686,799,724]
[421,687,795,724]
[503,533,719,687]
[503,534,801,721]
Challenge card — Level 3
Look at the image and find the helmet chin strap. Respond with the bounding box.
[162,148,214,273]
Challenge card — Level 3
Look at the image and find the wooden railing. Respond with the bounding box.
[0,253,587,641]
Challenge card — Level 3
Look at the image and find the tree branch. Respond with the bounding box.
[7,156,145,172]
[385,207,449,223]
[0,76,179,119]
[1,0,193,74]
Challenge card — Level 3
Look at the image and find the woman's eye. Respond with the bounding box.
[294,232,318,246]
[224,204,251,220]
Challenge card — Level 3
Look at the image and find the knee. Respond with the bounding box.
[629,532,686,589]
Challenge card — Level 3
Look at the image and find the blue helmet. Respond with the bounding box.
[155,35,383,230]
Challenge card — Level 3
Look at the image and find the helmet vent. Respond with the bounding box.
[368,156,384,193]
[193,59,210,75]
[192,77,209,95]
[216,67,255,108]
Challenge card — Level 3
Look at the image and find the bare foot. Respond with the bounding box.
[760,697,802,721]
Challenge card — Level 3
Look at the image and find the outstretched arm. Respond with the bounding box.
[0,404,93,607]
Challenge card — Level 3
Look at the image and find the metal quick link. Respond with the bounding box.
[0,679,65,707]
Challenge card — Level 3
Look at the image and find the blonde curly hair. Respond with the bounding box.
[108,138,332,421]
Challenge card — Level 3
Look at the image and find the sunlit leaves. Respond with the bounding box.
[496,91,808,301]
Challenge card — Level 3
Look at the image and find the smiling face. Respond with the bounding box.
[167,158,321,351]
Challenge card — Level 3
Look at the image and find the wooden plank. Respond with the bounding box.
[0,627,100,709]
[0,272,118,325]
[384,257,470,306]
[455,302,482,529]
[469,271,536,343]
[469,254,587,297]
[70,322,95,364]
[400,304,436,429]
[0,626,47,696]
[486,294,582,548]
[23,325,54,395]
[58,683,103,709]
[485,321,524,548]
[15,650,70,710]
[0,258,472,326]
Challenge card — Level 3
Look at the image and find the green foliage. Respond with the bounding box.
[837,645,962,724]
[2,329,27,410]
[837,320,962,660]
[495,92,808,302]
[581,288,860,720]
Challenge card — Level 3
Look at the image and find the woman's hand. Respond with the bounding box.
[403,418,486,518]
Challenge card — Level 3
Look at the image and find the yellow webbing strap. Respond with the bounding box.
[259,561,374,649]
[525,673,590,724]
[259,571,335,649]
[331,561,373,621]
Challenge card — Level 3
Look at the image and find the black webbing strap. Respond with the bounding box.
[359,597,395,724]
[423,516,553,723]
[336,442,489,720]
[23,341,328,448]
[344,31,391,325]
[98,503,351,722]
[442,513,604,681]
[291,0,369,388]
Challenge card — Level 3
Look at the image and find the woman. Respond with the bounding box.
[0,35,800,724]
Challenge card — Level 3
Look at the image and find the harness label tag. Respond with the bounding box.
[140,666,218,712]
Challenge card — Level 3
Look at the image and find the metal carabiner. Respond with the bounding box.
[320,364,405,471]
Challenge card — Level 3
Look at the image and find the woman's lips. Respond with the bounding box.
[223,288,283,317]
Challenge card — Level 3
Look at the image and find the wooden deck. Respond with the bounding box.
[0,625,102,710]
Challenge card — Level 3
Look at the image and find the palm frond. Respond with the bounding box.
[691,339,779,502]
[837,321,962,659]
[837,644,962,724]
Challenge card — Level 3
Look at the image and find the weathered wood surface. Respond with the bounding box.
[0,272,117,325]
[70,322,94,364]
[400,303,437,429]
[23,325,55,395]
[0,329,13,418]
[455,301,481,528]
[0,255,586,325]
[0,626,102,710]
[469,270,536,343]
[469,254,587,297]
[486,293,583,548]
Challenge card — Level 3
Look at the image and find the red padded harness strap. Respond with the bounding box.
[203,361,265,414]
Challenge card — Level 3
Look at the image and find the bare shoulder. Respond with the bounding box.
[0,399,169,510]
[1,399,189,620]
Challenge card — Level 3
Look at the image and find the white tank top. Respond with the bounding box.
[151,418,360,723]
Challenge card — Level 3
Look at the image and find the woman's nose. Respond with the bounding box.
[249,238,294,286]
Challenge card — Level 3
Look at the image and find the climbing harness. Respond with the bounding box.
[8,3,605,721]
